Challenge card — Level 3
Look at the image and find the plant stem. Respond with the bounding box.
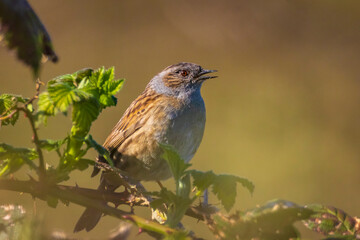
[19,108,46,180]
[22,79,46,180]
[0,179,193,239]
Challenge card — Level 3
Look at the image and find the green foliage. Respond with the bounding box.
[0,94,28,126]
[0,0,58,77]
[0,143,37,176]
[160,143,191,183]
[304,205,360,239]
[0,67,122,183]
[36,67,122,173]
[152,144,254,229]
[208,199,314,240]
[0,60,357,240]
[84,135,113,166]
[189,170,254,212]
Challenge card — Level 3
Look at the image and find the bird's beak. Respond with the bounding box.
[196,69,218,81]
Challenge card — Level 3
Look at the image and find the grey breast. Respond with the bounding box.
[163,96,206,163]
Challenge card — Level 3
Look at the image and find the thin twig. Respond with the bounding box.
[0,109,17,121]
[26,78,43,105]
[18,107,46,180]
[22,79,46,180]
[0,179,194,239]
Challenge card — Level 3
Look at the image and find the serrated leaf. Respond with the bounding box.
[37,92,54,113]
[189,170,254,212]
[212,174,254,212]
[189,170,216,196]
[73,68,94,84]
[48,82,90,113]
[72,99,100,131]
[0,0,58,77]
[0,143,38,176]
[212,175,238,212]
[99,94,116,107]
[105,79,124,96]
[159,143,191,182]
[0,94,28,126]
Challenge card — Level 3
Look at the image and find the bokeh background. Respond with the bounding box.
[1,0,360,239]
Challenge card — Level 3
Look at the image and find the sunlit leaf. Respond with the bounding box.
[159,143,191,182]
[72,99,100,131]
[0,143,37,176]
[48,82,90,113]
[0,94,28,126]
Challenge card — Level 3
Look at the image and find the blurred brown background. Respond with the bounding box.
[1,0,360,239]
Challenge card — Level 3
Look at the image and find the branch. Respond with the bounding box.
[21,79,46,179]
[0,179,195,238]
[18,107,46,180]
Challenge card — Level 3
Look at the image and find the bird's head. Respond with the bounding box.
[149,62,217,97]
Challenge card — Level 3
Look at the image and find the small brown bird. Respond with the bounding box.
[74,62,217,232]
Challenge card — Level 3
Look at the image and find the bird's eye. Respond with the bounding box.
[180,70,188,77]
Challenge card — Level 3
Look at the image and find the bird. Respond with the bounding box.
[74,62,217,232]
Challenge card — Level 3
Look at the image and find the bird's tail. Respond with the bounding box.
[74,176,113,232]
[74,206,103,232]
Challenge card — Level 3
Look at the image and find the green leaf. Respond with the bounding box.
[72,99,100,132]
[189,170,216,196]
[36,92,56,125]
[75,158,95,171]
[208,200,313,240]
[85,135,113,167]
[0,94,28,126]
[48,82,90,113]
[38,138,67,152]
[73,68,94,83]
[189,170,254,211]
[0,143,38,176]
[104,78,124,96]
[159,143,191,182]
[0,0,58,77]
[99,94,116,107]
[212,175,239,212]
[304,204,359,237]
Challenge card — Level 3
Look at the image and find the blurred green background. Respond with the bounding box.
[1,0,360,239]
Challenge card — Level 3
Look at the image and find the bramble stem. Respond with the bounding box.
[24,79,46,180]
[19,107,46,181]
[0,179,193,239]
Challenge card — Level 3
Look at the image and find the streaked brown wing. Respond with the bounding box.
[91,88,161,177]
